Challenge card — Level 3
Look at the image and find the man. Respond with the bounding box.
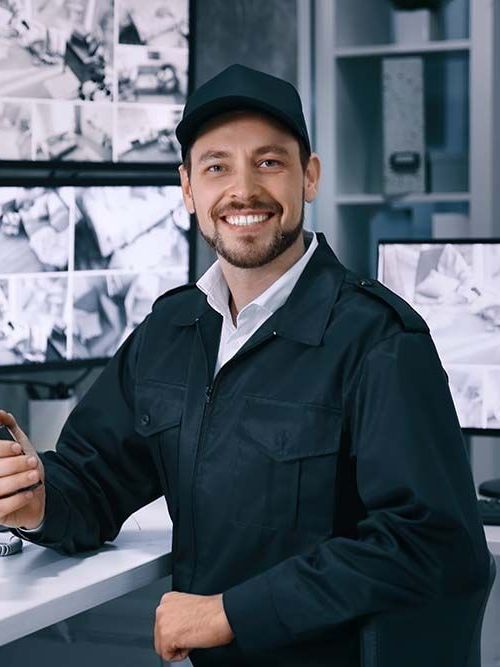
[0,64,490,666]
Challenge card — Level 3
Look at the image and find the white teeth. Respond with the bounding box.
[225,213,271,226]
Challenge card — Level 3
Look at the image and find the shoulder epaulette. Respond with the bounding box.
[152,282,197,309]
[344,273,429,334]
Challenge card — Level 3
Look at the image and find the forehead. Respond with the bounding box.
[189,110,299,157]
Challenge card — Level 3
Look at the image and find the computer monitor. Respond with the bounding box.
[0,0,190,168]
[377,240,500,434]
[0,183,192,370]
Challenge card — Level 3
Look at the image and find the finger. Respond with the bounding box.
[0,454,38,478]
[0,410,16,431]
[4,480,43,499]
[160,641,190,662]
[0,440,23,459]
[0,486,36,523]
[0,468,40,499]
[0,417,20,456]
[0,411,33,454]
[162,648,179,662]
[171,649,190,661]
[0,439,22,458]
[2,413,34,455]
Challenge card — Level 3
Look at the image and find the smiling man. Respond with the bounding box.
[182,111,313,269]
[0,65,490,667]
[179,108,320,328]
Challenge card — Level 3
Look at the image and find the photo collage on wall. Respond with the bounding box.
[0,0,189,165]
[0,186,190,366]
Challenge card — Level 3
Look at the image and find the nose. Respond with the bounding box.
[228,161,260,201]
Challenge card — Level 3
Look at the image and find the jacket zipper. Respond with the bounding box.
[187,329,277,590]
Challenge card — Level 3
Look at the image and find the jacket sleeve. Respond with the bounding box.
[222,331,490,652]
[12,318,162,554]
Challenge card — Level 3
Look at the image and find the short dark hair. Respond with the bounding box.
[183,137,310,177]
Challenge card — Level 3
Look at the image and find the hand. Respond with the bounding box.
[0,410,45,530]
[154,591,234,662]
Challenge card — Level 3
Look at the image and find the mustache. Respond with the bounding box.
[213,199,282,218]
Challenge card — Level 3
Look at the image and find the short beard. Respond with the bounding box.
[197,199,305,269]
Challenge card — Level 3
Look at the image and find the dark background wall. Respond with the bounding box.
[193,0,297,86]
[0,0,299,435]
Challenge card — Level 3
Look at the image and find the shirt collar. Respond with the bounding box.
[196,231,318,322]
[196,261,231,320]
[172,232,346,347]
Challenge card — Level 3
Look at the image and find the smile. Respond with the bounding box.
[223,213,274,226]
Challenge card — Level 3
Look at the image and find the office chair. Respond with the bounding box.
[360,552,496,667]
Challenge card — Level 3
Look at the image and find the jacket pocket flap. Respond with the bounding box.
[135,381,185,436]
[241,395,342,462]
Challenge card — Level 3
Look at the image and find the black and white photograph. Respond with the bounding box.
[378,242,500,367]
[118,0,189,48]
[116,103,182,162]
[0,187,71,272]
[117,45,188,104]
[0,0,190,166]
[71,271,183,360]
[74,185,189,271]
[0,274,69,366]
[34,102,112,161]
[0,100,31,159]
[107,270,186,335]
[72,273,128,360]
[0,183,190,365]
[0,0,114,101]
[447,366,484,429]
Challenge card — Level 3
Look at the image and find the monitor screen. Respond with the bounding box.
[0,183,191,370]
[377,240,500,433]
[0,0,189,167]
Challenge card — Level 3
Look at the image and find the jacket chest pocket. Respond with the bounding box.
[134,381,184,516]
[231,395,342,535]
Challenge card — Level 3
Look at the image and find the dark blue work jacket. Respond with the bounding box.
[17,233,489,666]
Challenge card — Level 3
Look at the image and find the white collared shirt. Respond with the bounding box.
[196,232,318,376]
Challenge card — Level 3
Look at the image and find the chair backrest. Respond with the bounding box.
[360,552,496,667]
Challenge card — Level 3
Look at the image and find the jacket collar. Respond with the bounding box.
[171,233,345,346]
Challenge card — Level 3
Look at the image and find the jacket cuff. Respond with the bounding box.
[223,572,292,652]
[12,480,70,549]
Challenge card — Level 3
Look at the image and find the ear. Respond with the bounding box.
[303,153,321,203]
[178,164,195,214]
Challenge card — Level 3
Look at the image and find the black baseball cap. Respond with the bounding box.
[175,64,311,159]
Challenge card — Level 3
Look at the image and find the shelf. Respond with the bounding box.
[334,39,470,59]
[335,192,471,205]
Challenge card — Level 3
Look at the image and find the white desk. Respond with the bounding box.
[485,526,500,554]
[1,505,499,653]
[0,497,172,647]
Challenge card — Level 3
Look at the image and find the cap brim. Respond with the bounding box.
[176,95,311,157]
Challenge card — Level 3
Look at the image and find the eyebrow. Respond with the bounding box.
[254,144,291,158]
[197,144,292,164]
[198,150,231,164]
